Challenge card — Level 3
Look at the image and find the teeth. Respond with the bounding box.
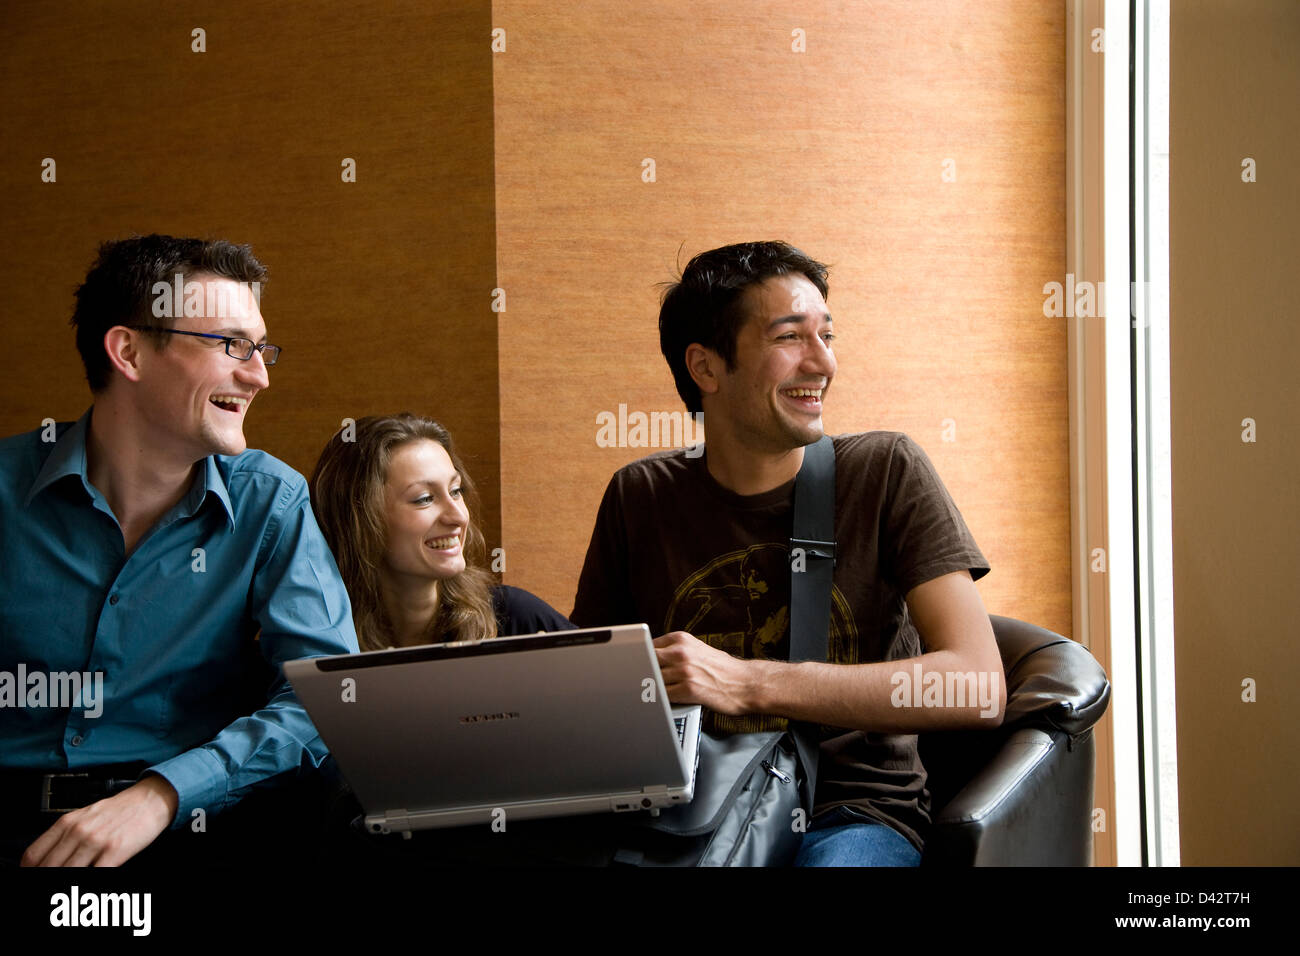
[784,388,823,398]
[428,535,460,550]
[210,395,249,406]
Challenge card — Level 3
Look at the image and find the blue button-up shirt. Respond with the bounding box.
[0,409,359,827]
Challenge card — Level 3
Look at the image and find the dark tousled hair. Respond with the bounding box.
[70,234,268,392]
[658,241,829,414]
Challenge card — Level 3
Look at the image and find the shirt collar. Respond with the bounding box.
[25,408,93,505]
[24,407,236,529]
[192,456,236,529]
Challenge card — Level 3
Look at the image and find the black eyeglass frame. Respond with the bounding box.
[126,326,281,365]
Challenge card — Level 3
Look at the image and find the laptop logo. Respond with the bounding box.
[459,711,520,724]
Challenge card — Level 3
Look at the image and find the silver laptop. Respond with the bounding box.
[285,624,702,835]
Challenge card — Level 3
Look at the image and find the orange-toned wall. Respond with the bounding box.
[493,0,1070,640]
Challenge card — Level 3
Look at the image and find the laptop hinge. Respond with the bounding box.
[383,810,412,834]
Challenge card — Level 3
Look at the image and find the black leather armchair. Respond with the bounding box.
[919,615,1111,865]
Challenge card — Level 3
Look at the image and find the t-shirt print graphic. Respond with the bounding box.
[664,543,859,734]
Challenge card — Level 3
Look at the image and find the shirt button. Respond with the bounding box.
[70,735,83,747]
[109,594,119,606]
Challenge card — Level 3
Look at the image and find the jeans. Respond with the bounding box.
[793,806,921,867]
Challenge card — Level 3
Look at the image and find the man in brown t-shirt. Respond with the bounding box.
[571,241,1005,866]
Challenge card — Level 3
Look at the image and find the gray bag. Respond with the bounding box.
[611,730,805,866]
[612,437,836,867]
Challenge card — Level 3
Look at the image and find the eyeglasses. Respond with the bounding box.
[128,326,281,365]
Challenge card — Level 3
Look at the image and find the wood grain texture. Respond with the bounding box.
[0,0,501,544]
[493,0,1069,636]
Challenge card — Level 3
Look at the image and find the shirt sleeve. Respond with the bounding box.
[147,479,359,827]
[883,434,990,596]
[570,472,637,628]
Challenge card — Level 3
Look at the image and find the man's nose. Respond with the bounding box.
[804,335,836,377]
[238,349,271,390]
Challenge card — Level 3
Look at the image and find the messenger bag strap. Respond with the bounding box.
[788,434,836,813]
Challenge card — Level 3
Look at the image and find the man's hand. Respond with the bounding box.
[21,774,178,867]
[654,631,757,715]
[652,572,1003,732]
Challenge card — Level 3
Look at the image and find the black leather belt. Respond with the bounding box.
[0,766,146,814]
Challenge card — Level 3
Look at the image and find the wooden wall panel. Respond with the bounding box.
[493,0,1069,636]
[0,0,501,544]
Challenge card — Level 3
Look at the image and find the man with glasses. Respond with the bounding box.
[0,234,358,866]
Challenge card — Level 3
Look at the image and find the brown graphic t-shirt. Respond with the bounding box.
[571,432,989,851]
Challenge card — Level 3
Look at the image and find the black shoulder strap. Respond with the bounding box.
[788,434,836,812]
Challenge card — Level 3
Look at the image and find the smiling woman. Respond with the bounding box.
[309,413,573,652]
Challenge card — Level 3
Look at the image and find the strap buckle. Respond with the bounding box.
[40,772,90,813]
[789,537,836,565]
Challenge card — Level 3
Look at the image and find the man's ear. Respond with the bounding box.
[685,343,721,399]
[102,326,147,384]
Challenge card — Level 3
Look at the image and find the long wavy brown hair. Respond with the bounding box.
[309,413,499,651]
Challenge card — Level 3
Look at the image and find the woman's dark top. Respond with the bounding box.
[491,585,576,636]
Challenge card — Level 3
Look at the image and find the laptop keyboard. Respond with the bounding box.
[674,716,686,747]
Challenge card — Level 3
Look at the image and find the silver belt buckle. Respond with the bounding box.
[40,772,89,813]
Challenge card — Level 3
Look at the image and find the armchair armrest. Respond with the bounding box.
[918,615,1111,865]
[923,726,1096,865]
